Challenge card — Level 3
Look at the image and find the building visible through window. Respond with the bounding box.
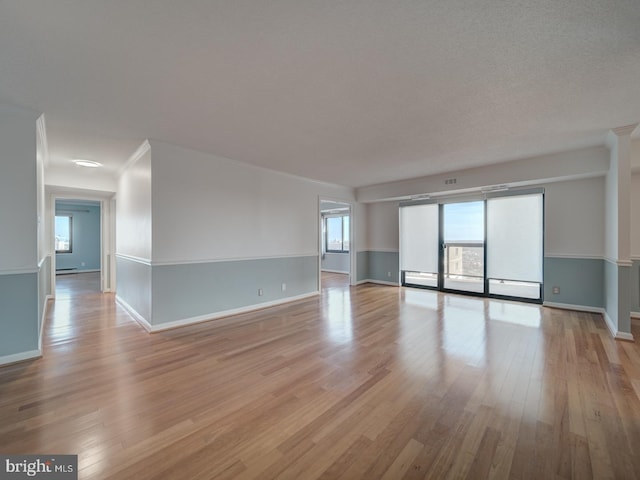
[325,215,349,253]
[55,215,72,253]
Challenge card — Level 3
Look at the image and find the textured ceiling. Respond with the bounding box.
[1,1,639,187]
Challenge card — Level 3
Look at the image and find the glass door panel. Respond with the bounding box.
[486,193,543,301]
[442,201,485,294]
[400,203,439,289]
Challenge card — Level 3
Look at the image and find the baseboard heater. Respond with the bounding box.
[56,268,77,275]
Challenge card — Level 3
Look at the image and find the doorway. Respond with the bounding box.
[400,190,543,303]
[48,190,116,297]
[54,199,102,295]
[319,199,353,288]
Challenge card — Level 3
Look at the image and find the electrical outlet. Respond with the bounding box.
[552,286,560,294]
[81,262,85,266]
[258,288,263,296]
[282,283,286,291]
[387,271,391,277]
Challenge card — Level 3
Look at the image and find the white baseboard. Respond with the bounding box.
[115,295,152,332]
[321,269,349,274]
[38,295,54,351]
[543,302,634,341]
[356,279,400,287]
[117,291,320,333]
[543,302,604,314]
[601,311,635,341]
[0,349,42,367]
[631,311,640,320]
[148,291,320,332]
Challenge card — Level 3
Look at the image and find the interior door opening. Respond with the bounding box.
[319,199,353,289]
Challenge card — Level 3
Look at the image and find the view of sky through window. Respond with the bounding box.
[444,202,484,242]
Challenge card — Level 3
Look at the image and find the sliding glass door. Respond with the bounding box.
[400,203,439,288]
[442,201,485,294]
[486,193,543,300]
[400,190,543,303]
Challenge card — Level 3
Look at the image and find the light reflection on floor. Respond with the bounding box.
[397,286,544,380]
[488,300,541,327]
[442,295,487,366]
[321,273,354,344]
[49,272,138,467]
[402,288,438,309]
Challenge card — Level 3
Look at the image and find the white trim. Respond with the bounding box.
[631,256,640,262]
[151,253,318,267]
[543,302,635,341]
[0,267,38,276]
[604,257,633,267]
[146,291,320,332]
[612,330,634,342]
[118,139,150,177]
[543,302,604,314]
[356,279,400,287]
[602,310,629,341]
[321,269,349,274]
[631,311,640,320]
[37,255,51,269]
[115,295,152,332]
[36,114,49,169]
[115,253,320,268]
[544,254,604,260]
[115,253,152,266]
[38,295,54,351]
[0,349,42,367]
[367,248,400,254]
[610,124,639,137]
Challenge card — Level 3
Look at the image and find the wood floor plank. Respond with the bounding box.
[1,272,639,479]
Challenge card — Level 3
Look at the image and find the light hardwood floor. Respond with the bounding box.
[1,272,640,479]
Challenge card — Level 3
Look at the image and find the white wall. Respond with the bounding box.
[605,130,633,263]
[36,115,47,264]
[367,201,400,252]
[544,176,605,258]
[354,202,368,252]
[632,139,640,170]
[0,105,38,271]
[150,141,354,263]
[631,139,640,259]
[46,165,118,193]
[632,173,640,259]
[116,142,152,261]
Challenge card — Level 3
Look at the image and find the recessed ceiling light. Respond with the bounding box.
[72,159,102,168]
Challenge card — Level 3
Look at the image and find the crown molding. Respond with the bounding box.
[118,139,151,177]
[611,124,638,136]
[36,114,49,168]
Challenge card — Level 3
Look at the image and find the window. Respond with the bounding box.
[55,215,72,253]
[325,215,349,253]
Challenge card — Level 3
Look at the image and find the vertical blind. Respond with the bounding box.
[400,203,439,274]
[486,193,543,282]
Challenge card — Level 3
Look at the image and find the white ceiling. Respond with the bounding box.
[1,1,639,188]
